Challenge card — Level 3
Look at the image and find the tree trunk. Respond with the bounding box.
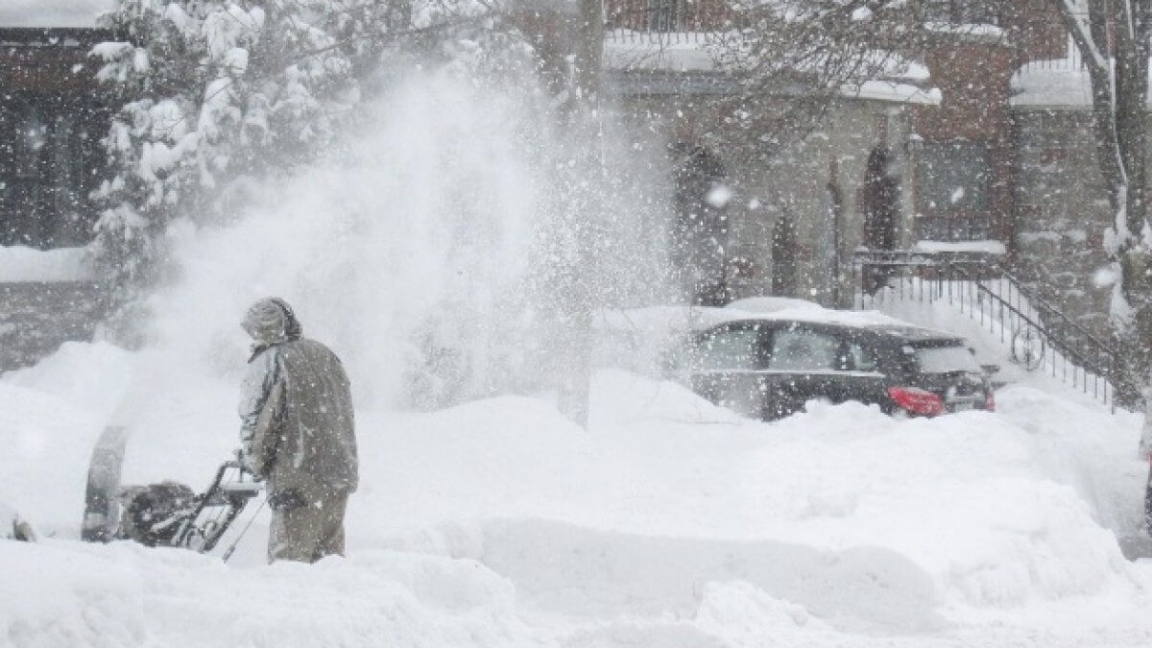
[1115,2,1152,407]
[1052,0,1152,407]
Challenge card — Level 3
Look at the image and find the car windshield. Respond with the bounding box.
[914,343,982,374]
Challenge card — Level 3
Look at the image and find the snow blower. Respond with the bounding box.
[81,425,263,555]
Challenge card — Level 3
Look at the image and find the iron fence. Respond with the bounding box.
[852,249,1118,406]
[604,0,733,44]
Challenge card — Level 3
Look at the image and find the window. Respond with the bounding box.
[846,341,879,372]
[916,142,991,213]
[768,329,840,371]
[916,215,994,241]
[696,327,767,371]
[914,344,982,374]
[646,0,679,31]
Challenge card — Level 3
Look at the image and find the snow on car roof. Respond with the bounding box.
[596,301,964,341]
[712,305,967,342]
[724,296,823,314]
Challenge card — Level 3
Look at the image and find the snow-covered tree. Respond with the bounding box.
[90,0,397,289]
[1045,0,1151,404]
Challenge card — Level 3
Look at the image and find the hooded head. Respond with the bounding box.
[241,297,303,346]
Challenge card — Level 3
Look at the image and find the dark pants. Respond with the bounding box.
[268,489,349,563]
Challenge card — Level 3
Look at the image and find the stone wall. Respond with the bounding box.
[0,281,108,372]
[1010,108,1113,339]
[609,89,917,307]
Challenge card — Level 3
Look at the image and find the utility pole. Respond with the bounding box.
[553,0,604,428]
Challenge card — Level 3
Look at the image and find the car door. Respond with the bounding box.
[689,322,772,418]
[760,324,843,418]
[760,325,889,418]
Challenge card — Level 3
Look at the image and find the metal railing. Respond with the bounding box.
[605,0,733,40]
[1016,35,1086,73]
[852,249,1118,406]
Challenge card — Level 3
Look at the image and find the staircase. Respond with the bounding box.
[852,250,1119,407]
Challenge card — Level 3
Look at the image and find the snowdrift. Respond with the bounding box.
[3,355,1152,647]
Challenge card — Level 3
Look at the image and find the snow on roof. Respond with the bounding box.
[0,0,117,29]
[913,239,1008,255]
[923,22,1007,42]
[604,33,716,73]
[842,80,942,105]
[0,245,93,282]
[1011,61,1095,108]
[1011,57,1152,108]
[606,37,939,105]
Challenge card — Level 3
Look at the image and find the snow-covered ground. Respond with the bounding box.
[4,67,1152,648]
[3,352,1152,647]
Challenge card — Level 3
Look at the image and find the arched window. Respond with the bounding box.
[669,142,730,305]
[771,209,797,297]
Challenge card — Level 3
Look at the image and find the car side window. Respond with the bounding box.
[846,341,879,372]
[768,329,840,371]
[697,327,768,371]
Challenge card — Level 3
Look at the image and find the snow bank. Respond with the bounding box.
[0,540,541,648]
[4,362,1152,646]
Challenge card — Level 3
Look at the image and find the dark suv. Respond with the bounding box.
[676,317,994,420]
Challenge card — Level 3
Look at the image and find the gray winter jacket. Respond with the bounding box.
[239,335,358,501]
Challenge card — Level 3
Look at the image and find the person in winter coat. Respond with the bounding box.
[238,297,358,563]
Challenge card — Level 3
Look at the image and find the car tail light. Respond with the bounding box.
[984,390,996,412]
[888,386,945,416]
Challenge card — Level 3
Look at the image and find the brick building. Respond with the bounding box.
[0,1,114,249]
[0,1,114,371]
[600,0,1121,339]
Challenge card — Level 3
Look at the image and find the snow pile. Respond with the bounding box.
[3,361,1152,646]
[0,540,540,648]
